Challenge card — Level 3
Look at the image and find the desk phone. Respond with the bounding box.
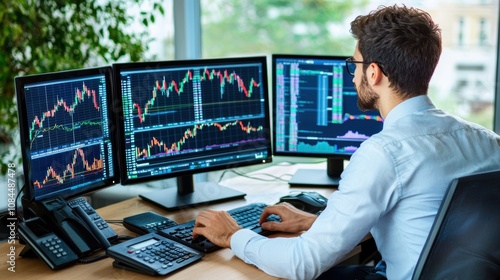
[107,232,204,276]
[18,217,79,270]
[18,196,117,269]
[123,211,177,234]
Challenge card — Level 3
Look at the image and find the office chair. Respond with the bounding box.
[412,169,500,280]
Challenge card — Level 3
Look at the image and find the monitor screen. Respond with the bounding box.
[272,54,384,187]
[15,67,118,201]
[113,56,272,210]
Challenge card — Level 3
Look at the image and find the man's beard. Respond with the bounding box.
[356,74,379,111]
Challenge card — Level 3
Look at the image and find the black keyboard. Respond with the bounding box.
[158,203,281,253]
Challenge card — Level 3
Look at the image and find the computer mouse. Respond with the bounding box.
[279,191,328,214]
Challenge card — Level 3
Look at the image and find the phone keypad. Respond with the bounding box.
[42,236,68,258]
[107,233,203,276]
[131,240,194,267]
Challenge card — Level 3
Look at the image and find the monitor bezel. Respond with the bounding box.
[271,53,385,187]
[112,56,273,186]
[15,66,119,201]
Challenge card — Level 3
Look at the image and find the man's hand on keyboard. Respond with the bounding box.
[193,210,242,248]
[260,203,317,234]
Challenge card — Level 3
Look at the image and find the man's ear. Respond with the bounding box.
[368,62,384,86]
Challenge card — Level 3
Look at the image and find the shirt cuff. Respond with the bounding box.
[230,228,261,261]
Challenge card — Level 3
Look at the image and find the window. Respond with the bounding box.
[138,0,175,60]
[197,0,498,130]
[480,18,488,46]
[458,17,466,47]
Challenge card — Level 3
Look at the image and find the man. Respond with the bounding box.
[193,5,500,279]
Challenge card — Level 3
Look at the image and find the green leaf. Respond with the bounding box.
[0,0,165,175]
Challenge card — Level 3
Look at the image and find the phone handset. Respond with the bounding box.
[20,196,116,269]
[67,197,117,242]
[33,196,102,257]
[72,205,111,249]
[18,217,79,270]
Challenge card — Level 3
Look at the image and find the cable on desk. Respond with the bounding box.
[276,159,327,165]
[105,220,137,242]
[105,219,124,224]
[16,184,26,221]
[78,251,108,264]
[112,235,135,243]
[0,184,28,242]
[103,220,141,243]
[217,168,291,183]
[216,159,329,183]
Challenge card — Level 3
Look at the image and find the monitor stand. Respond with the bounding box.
[139,175,246,211]
[288,157,345,188]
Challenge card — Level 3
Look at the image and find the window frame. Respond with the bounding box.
[173,0,500,134]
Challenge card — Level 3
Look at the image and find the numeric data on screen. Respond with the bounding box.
[274,57,384,156]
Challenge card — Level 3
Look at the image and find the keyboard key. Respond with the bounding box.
[158,203,281,253]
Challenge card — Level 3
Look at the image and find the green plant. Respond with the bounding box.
[0,0,165,174]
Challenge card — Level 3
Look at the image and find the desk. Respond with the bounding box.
[0,162,364,279]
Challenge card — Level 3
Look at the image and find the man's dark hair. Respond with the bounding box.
[350,5,442,98]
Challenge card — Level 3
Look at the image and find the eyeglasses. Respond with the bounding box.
[345,57,386,76]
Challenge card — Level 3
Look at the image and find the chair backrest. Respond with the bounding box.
[412,169,500,280]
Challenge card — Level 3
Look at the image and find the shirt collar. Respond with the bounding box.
[383,95,435,129]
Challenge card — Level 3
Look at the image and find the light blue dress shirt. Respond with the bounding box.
[230,95,500,280]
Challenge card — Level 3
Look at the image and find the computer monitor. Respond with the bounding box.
[15,66,119,202]
[113,56,272,210]
[272,54,384,187]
